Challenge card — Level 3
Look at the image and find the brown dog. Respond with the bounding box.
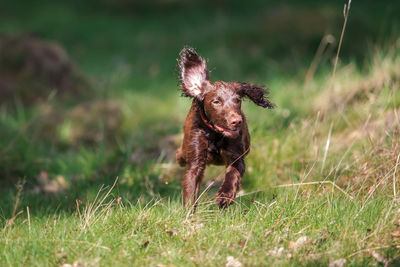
[176,47,275,208]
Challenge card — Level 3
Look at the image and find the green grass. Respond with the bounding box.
[1,189,398,266]
[1,0,400,266]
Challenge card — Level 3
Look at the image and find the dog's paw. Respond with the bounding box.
[216,190,236,209]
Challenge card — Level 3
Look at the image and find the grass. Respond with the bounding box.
[1,188,399,266]
[1,0,400,266]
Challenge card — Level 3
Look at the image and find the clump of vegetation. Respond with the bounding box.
[0,34,89,105]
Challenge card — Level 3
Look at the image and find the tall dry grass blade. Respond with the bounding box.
[229,147,250,167]
[346,245,393,259]
[274,181,353,200]
[80,177,119,231]
[295,159,318,202]
[329,0,352,92]
[2,180,25,233]
[304,34,336,88]
[27,206,31,235]
[2,210,23,234]
[321,123,333,173]
[240,214,258,255]
[240,181,353,200]
[185,181,215,220]
[11,180,24,218]
[322,140,355,180]
[0,238,111,251]
[393,153,400,199]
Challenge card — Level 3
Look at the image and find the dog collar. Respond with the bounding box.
[199,103,217,132]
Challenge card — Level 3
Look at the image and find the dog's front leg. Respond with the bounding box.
[182,161,206,207]
[182,133,208,207]
[216,158,245,209]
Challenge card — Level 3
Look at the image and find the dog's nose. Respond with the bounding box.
[230,116,242,127]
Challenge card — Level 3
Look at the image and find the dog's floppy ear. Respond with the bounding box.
[178,46,209,99]
[236,82,275,108]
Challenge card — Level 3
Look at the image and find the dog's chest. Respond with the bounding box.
[206,134,224,155]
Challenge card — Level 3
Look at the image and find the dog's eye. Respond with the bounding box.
[233,98,241,104]
[212,100,221,105]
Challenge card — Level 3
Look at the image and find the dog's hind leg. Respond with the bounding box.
[176,148,186,167]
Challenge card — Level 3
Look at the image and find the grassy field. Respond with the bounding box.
[1,0,400,266]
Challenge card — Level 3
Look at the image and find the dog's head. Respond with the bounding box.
[178,47,275,138]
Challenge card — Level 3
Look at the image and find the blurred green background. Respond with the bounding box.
[0,0,399,214]
[1,0,399,87]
